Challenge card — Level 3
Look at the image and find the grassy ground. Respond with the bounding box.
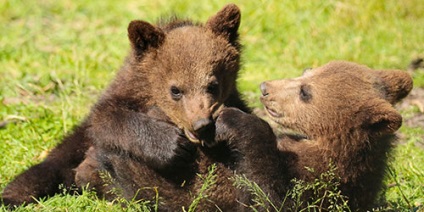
[1,0,423,211]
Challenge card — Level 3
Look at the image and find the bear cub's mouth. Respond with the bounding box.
[184,129,201,143]
[184,127,216,147]
[260,98,282,118]
[264,105,282,118]
[184,105,223,146]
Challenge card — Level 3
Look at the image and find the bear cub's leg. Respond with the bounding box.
[215,108,285,210]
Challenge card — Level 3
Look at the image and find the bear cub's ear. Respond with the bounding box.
[375,70,413,104]
[206,4,241,45]
[128,20,165,56]
[362,99,403,135]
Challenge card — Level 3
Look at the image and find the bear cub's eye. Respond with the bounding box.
[207,81,219,96]
[299,84,312,102]
[170,86,183,101]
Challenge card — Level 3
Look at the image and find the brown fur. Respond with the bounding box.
[2,4,283,211]
[260,61,413,210]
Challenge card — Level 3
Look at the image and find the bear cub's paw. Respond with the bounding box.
[145,121,197,171]
[215,107,273,144]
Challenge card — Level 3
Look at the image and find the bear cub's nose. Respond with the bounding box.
[193,118,214,135]
[192,117,216,147]
[260,82,268,96]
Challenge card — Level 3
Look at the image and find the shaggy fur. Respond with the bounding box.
[2,4,284,211]
[260,61,413,210]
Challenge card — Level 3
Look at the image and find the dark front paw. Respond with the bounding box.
[215,108,262,142]
[215,107,276,145]
[142,122,197,172]
[173,134,198,167]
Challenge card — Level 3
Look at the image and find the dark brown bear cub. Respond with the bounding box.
[260,61,413,210]
[2,4,285,210]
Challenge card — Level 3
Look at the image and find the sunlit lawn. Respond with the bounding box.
[1,0,423,211]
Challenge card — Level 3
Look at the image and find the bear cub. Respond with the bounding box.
[2,4,285,211]
[259,61,413,210]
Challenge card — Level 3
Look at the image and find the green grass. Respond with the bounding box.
[1,0,423,211]
[234,164,352,212]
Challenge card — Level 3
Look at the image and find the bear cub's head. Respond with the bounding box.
[119,4,243,146]
[260,61,413,143]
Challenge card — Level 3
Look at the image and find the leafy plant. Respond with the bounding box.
[234,163,350,212]
[185,164,218,212]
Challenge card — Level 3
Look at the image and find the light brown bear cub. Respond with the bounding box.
[260,61,413,210]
